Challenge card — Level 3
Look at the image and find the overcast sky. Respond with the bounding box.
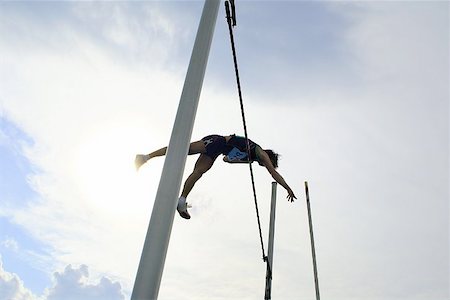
[0,1,448,300]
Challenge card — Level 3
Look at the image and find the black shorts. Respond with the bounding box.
[201,135,226,161]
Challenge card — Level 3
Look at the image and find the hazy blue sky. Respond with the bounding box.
[0,1,448,300]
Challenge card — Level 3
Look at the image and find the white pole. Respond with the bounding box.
[264,182,277,300]
[131,1,220,299]
[305,181,321,300]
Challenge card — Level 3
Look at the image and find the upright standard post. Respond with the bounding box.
[305,181,321,300]
[131,1,220,299]
[264,182,277,300]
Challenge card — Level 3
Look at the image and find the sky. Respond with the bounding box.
[0,1,448,300]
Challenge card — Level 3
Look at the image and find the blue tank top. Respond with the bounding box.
[224,135,260,162]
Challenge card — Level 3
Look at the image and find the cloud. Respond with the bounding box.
[208,1,358,104]
[0,1,448,299]
[0,256,37,300]
[45,265,124,300]
[1,238,19,252]
[338,1,448,93]
[0,1,189,294]
[0,256,124,300]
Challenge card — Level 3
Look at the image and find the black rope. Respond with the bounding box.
[225,1,266,262]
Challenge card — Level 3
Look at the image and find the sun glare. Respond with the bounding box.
[74,122,153,216]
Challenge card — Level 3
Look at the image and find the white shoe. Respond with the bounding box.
[177,197,191,219]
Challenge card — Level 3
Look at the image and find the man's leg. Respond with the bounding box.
[177,154,214,219]
[181,154,214,198]
[135,140,207,170]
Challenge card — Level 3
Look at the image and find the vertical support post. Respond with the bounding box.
[264,182,277,300]
[305,181,320,300]
[131,1,220,299]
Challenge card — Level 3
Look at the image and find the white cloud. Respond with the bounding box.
[0,1,448,300]
[0,1,186,296]
[0,256,124,300]
[1,238,19,252]
[340,1,448,94]
[0,256,38,300]
[45,265,124,300]
[0,129,7,146]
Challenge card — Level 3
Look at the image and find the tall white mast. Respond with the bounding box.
[131,1,220,299]
[264,182,277,299]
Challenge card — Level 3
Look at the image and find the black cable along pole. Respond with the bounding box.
[305,181,321,300]
[224,0,267,262]
[225,3,321,299]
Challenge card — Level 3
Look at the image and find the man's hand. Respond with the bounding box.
[287,188,297,202]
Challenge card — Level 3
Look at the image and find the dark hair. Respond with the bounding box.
[264,150,279,169]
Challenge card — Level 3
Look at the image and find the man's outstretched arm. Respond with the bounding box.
[258,150,297,202]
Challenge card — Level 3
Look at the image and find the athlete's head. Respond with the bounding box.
[265,150,279,168]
